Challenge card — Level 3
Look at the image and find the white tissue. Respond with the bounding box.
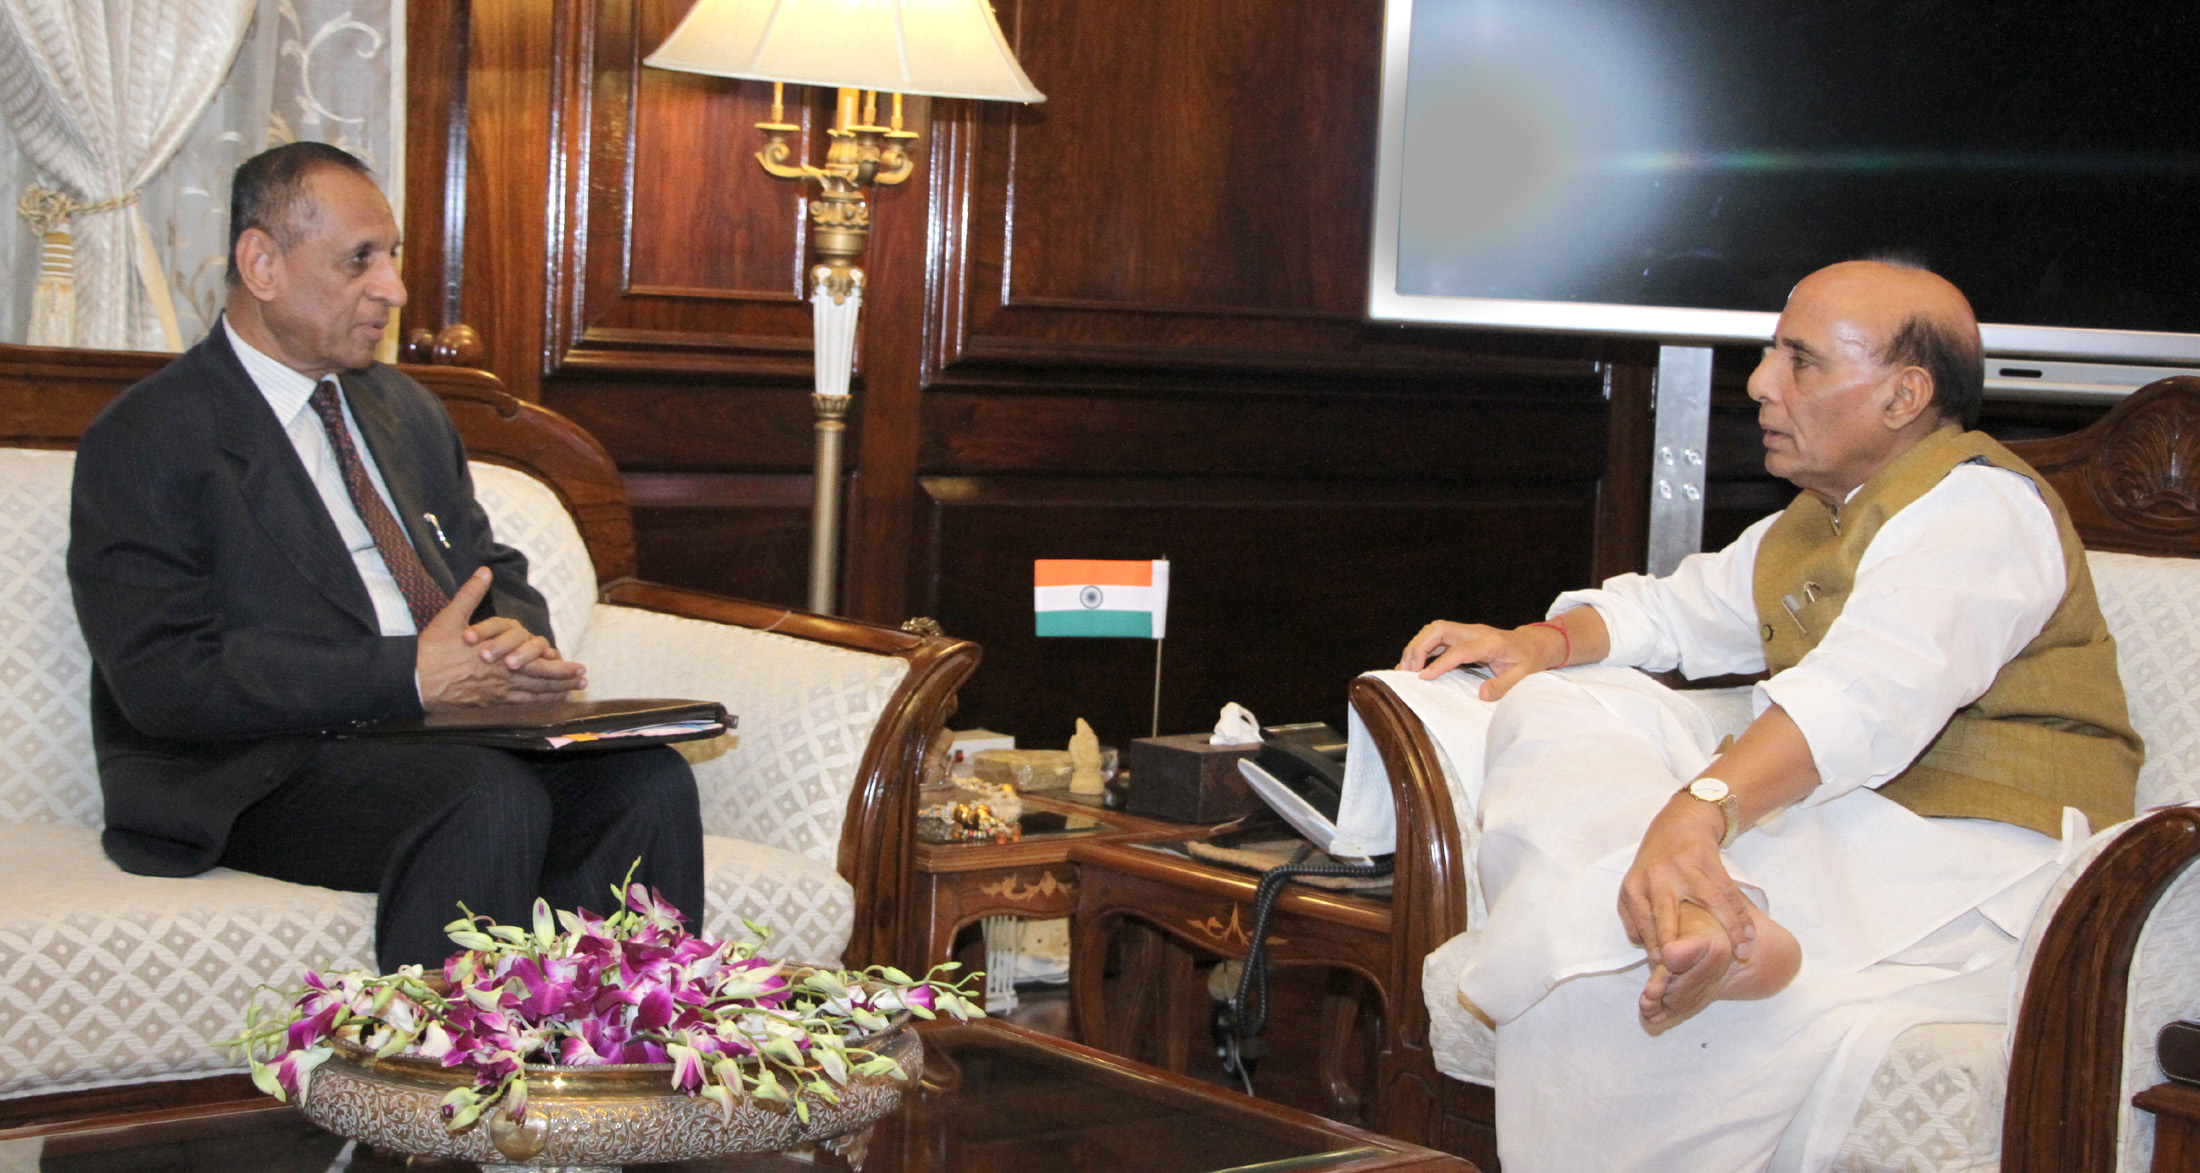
[1210,702,1262,745]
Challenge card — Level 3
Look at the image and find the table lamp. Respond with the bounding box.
[646,0,1045,615]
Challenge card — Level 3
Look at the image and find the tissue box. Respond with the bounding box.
[1125,734,1262,823]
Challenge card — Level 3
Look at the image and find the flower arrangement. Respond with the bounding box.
[223,875,983,1132]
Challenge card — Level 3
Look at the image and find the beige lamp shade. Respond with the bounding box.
[645,0,1045,104]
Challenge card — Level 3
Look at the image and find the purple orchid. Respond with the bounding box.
[224,862,984,1133]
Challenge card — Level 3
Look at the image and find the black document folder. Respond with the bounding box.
[332,698,733,751]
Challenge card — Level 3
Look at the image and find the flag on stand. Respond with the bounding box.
[1034,559,1169,638]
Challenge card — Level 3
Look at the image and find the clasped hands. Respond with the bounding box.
[417,568,586,711]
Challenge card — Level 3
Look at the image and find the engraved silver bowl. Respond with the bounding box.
[298,1020,921,1172]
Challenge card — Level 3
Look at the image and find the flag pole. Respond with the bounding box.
[1151,638,1164,738]
[1150,552,1168,737]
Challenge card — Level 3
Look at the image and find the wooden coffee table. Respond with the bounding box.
[0,1020,1478,1172]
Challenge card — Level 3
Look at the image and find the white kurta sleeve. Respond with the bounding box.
[1550,513,1778,679]
[1764,464,2067,805]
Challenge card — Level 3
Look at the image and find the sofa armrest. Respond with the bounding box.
[583,582,979,969]
[2005,805,2200,1173]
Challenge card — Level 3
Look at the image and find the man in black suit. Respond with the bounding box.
[67,142,704,970]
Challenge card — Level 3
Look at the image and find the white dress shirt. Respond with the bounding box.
[223,318,418,637]
[1553,461,2067,805]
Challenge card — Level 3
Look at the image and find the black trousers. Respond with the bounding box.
[218,740,704,971]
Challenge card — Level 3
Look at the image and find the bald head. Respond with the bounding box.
[1792,261,1984,428]
[1748,260,1984,502]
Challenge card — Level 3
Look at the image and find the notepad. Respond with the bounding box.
[333,698,733,752]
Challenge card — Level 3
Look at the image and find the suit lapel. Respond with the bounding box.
[342,371,461,596]
[206,330,384,633]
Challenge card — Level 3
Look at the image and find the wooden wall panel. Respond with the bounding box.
[461,1,557,402]
[1000,0,1376,314]
[400,0,468,339]
[920,386,1608,479]
[532,0,829,379]
[624,473,816,605]
[923,477,1602,740]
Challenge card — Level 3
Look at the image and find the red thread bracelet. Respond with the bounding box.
[1528,620,1571,667]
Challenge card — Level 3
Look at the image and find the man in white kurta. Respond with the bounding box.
[1397,261,2139,1170]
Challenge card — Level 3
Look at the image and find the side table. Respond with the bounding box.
[1068,838,1419,1129]
[2136,1081,2200,1171]
[907,793,1210,1012]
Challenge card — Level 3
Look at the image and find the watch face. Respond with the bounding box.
[1689,778,1731,802]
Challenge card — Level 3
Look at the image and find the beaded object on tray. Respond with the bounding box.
[916,781,1024,844]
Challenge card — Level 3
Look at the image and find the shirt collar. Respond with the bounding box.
[222,315,326,426]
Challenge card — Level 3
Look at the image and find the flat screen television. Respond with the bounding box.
[1367,0,2200,370]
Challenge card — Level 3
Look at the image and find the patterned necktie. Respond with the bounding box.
[308,378,451,628]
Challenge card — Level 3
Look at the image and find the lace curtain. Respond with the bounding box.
[0,0,404,351]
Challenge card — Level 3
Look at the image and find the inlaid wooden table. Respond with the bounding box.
[0,1021,1479,1173]
[908,792,1218,1008]
[1067,838,1396,1126]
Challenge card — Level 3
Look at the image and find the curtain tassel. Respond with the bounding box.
[14,185,177,350]
[16,186,84,347]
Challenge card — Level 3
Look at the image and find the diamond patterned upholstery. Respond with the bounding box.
[1830,1023,2005,1171]
[0,445,904,1098]
[0,819,377,1097]
[467,462,599,658]
[575,606,909,867]
[697,836,855,967]
[0,449,99,830]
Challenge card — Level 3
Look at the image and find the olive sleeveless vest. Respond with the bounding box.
[1752,427,2140,836]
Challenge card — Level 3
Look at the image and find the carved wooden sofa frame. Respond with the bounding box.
[0,342,978,973]
[1351,377,2200,1170]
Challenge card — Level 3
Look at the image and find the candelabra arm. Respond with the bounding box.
[755,123,811,179]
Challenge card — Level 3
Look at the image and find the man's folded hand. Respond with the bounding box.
[418,568,587,710]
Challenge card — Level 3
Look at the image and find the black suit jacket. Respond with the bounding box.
[68,326,551,877]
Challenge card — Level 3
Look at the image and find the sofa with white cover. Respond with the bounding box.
[0,345,977,1101]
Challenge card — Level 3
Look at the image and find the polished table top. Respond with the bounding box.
[5,1021,1474,1173]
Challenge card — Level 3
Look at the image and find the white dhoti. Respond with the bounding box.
[1375,666,2080,1172]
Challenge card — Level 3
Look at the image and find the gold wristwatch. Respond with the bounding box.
[1681,777,1740,848]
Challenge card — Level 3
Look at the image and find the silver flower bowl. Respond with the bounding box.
[298,1022,922,1172]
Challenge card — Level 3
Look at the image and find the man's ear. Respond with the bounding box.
[1883,366,1935,430]
[234,228,283,303]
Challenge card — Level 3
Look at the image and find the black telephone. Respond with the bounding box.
[1247,723,1347,824]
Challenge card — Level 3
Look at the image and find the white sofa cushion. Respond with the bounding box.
[697,836,856,968]
[2088,551,2200,810]
[0,820,378,1097]
[576,604,910,866]
[0,448,99,830]
[466,462,600,657]
[1830,1022,2006,1171]
[0,820,859,1098]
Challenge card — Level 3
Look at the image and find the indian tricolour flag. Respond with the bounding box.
[1034,559,1169,638]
